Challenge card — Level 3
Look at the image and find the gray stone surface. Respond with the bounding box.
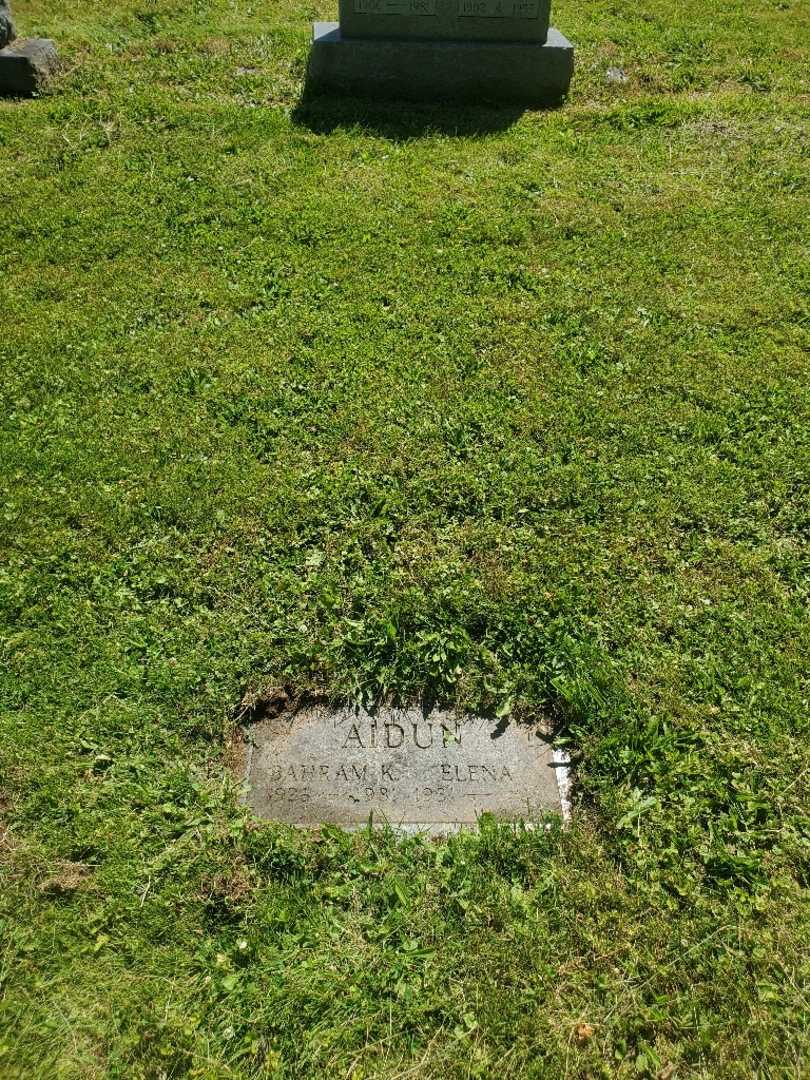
[0,0,15,50]
[244,705,563,833]
[0,38,58,96]
[339,0,550,44]
[308,22,573,105]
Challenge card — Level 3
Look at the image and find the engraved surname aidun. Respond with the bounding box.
[341,719,460,750]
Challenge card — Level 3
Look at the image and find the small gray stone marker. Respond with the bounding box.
[0,0,58,97]
[307,0,573,104]
[606,66,628,84]
[244,705,566,834]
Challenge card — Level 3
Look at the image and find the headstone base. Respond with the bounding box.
[0,38,58,96]
[308,22,573,106]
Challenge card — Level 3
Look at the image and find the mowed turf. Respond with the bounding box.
[1,0,808,1075]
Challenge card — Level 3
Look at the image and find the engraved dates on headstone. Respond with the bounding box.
[244,705,564,834]
[354,0,436,14]
[458,0,540,17]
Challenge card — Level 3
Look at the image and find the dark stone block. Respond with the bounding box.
[0,0,15,50]
[308,21,573,106]
[0,37,58,96]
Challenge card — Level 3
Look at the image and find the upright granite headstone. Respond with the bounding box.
[307,0,573,105]
[0,0,58,97]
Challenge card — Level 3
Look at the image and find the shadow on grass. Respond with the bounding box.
[291,90,538,139]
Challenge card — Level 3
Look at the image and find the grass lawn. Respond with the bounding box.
[1,0,809,1075]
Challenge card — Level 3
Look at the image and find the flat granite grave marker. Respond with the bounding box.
[306,0,572,104]
[244,705,567,834]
